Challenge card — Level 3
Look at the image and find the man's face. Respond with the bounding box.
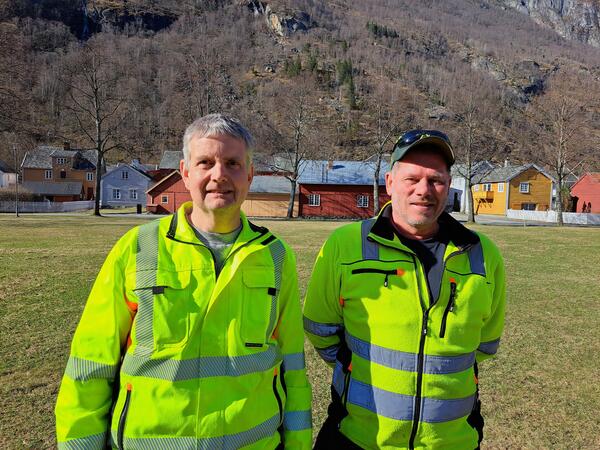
[180,134,253,217]
[385,149,451,238]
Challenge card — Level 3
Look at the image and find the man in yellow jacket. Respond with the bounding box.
[304,130,505,449]
[55,113,312,449]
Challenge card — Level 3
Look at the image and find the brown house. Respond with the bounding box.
[21,144,99,202]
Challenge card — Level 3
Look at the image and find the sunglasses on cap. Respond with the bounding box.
[393,130,450,149]
[391,129,454,167]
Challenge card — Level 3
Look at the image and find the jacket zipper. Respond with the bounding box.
[351,268,398,287]
[439,279,457,338]
[273,369,284,426]
[408,258,430,450]
[408,250,469,449]
[117,383,132,450]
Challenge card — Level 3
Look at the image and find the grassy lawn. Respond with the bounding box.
[0,214,599,448]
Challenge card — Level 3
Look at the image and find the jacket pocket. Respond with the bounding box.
[117,383,132,450]
[132,270,192,349]
[273,368,285,427]
[241,268,276,346]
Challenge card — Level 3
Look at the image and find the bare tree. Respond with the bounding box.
[450,91,507,223]
[259,77,323,218]
[59,38,129,216]
[361,84,416,215]
[525,72,598,226]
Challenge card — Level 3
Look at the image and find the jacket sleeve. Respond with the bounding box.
[55,230,136,449]
[276,243,312,449]
[302,235,344,367]
[476,239,506,363]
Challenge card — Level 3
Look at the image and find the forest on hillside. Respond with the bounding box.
[1,0,600,198]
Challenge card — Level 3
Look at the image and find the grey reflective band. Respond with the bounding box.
[268,239,285,341]
[121,346,282,381]
[58,432,107,450]
[135,220,160,357]
[315,344,340,364]
[478,338,500,355]
[65,356,118,382]
[283,410,312,431]
[303,316,343,337]
[361,218,379,260]
[348,378,476,423]
[346,332,475,375]
[467,242,486,276]
[111,413,280,450]
[283,352,305,371]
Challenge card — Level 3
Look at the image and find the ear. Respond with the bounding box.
[180,159,190,189]
[247,163,254,183]
[385,171,393,196]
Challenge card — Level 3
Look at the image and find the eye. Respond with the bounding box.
[227,160,242,168]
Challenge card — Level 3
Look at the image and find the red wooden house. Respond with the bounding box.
[570,173,600,213]
[146,171,191,214]
[297,160,391,219]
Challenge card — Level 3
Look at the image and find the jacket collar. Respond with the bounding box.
[370,202,480,250]
[166,202,269,248]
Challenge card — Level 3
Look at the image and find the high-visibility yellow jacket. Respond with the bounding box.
[303,204,505,450]
[55,202,312,450]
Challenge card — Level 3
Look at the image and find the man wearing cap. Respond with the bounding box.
[303,130,505,449]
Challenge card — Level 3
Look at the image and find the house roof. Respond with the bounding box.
[298,160,390,185]
[250,175,292,194]
[159,151,183,169]
[22,181,82,196]
[146,170,181,194]
[105,163,153,180]
[570,172,600,192]
[478,164,554,183]
[0,160,15,173]
[21,146,98,170]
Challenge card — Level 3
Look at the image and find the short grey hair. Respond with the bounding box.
[182,113,254,168]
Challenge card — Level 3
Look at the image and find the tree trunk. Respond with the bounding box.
[94,151,102,216]
[556,180,564,226]
[373,153,382,216]
[287,178,297,219]
[467,184,475,223]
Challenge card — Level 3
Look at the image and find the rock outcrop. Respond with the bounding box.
[499,0,600,47]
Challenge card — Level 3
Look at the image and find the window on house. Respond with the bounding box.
[122,171,128,180]
[473,185,479,192]
[483,183,493,192]
[522,203,536,211]
[498,183,504,193]
[357,194,369,208]
[308,193,320,206]
[45,170,52,179]
[86,172,93,181]
[161,195,169,204]
[112,189,121,200]
[130,189,138,200]
[56,157,66,165]
[60,169,66,179]
[519,182,530,193]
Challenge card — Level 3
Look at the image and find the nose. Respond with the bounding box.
[414,178,432,196]
[210,162,227,182]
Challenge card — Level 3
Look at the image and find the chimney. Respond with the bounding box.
[63,142,70,151]
[504,159,509,167]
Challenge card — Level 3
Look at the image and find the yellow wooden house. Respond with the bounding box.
[472,164,554,215]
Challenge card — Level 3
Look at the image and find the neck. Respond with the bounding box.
[187,208,241,234]
[391,218,439,240]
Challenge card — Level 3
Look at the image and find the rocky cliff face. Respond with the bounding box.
[499,0,600,47]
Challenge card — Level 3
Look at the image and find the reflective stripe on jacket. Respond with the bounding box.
[303,203,505,450]
[55,202,312,449]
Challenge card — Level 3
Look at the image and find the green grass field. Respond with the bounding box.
[1,214,599,449]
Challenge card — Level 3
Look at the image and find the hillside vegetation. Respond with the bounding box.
[1,0,599,177]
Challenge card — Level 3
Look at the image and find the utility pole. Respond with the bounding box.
[13,144,19,217]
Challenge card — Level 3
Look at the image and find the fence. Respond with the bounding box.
[0,200,94,213]
[507,209,600,225]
